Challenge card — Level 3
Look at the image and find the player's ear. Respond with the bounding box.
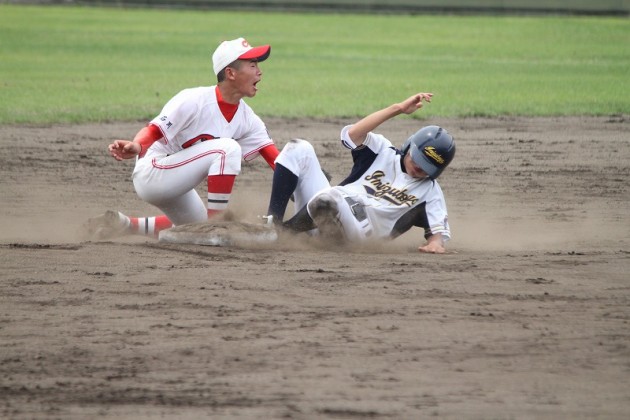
[225,60,242,80]
[225,66,237,80]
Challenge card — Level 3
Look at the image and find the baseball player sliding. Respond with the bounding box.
[83,37,279,239]
[264,92,455,254]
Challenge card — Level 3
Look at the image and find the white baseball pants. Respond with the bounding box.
[132,138,241,225]
[276,139,373,241]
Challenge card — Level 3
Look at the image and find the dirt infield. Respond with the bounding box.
[1,116,629,419]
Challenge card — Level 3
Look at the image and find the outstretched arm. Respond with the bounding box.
[108,124,163,161]
[347,92,433,146]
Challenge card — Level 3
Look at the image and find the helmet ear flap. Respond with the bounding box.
[401,137,412,155]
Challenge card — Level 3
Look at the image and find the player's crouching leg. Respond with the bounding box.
[205,138,242,218]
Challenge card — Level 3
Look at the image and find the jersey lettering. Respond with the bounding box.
[363,171,418,206]
[159,115,173,129]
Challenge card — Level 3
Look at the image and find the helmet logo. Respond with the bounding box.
[423,146,445,165]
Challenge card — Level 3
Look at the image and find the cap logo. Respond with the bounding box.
[423,146,445,164]
[241,39,250,48]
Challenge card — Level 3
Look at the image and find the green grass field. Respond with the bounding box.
[0,4,628,124]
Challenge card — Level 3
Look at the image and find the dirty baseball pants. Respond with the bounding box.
[132,138,241,226]
[272,139,373,241]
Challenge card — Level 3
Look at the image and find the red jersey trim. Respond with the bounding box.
[243,141,275,161]
[151,150,227,174]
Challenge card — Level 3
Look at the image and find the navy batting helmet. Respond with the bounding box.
[401,125,455,180]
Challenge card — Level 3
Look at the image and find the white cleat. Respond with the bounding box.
[80,210,129,241]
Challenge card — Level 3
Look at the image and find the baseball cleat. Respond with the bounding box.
[80,210,129,241]
[260,214,275,228]
[309,196,345,243]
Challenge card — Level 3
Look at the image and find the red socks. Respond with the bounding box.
[123,174,236,237]
[207,174,236,218]
[129,215,173,237]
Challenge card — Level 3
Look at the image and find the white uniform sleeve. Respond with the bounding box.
[340,124,392,152]
[150,89,198,143]
[340,125,357,149]
[425,182,451,242]
[239,109,274,161]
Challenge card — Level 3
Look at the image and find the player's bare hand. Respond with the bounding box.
[108,140,140,161]
[400,92,433,115]
[418,233,446,254]
[418,242,446,254]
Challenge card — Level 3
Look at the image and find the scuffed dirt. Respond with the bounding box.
[1,116,629,419]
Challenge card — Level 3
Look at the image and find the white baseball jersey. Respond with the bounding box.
[147,85,273,161]
[337,125,450,241]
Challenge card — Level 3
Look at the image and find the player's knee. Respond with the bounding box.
[283,139,315,154]
[220,138,242,174]
[308,190,338,214]
[202,138,242,175]
[283,138,316,158]
[221,138,242,158]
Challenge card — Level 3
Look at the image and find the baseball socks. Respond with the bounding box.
[109,174,236,238]
[266,163,297,223]
[207,174,236,218]
[264,164,315,232]
[118,213,173,237]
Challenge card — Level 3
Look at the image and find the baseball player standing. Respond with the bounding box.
[264,92,455,254]
[83,37,279,239]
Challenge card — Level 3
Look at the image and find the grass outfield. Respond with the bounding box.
[0,4,628,124]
